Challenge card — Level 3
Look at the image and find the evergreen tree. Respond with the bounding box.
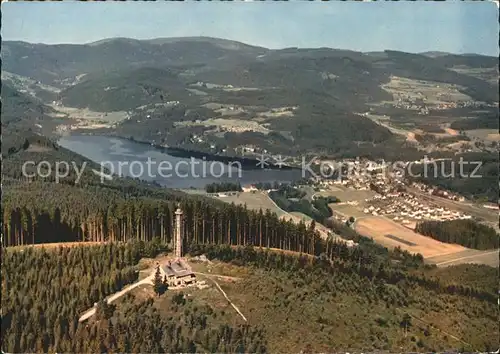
[153,266,165,296]
[162,275,169,292]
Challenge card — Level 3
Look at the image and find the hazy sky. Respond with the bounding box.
[2,1,498,55]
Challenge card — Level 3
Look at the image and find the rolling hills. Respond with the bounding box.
[2,37,497,157]
[1,36,498,352]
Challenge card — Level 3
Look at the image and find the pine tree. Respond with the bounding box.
[162,275,169,292]
[153,266,165,296]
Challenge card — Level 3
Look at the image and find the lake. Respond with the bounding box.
[58,135,305,189]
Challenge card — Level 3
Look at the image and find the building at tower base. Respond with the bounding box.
[158,258,196,287]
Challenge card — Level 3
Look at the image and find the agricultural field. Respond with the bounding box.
[426,249,500,268]
[50,104,129,123]
[449,66,499,86]
[315,186,377,203]
[328,204,367,219]
[175,117,270,134]
[379,76,472,106]
[354,216,467,258]
[354,216,499,267]
[216,192,333,239]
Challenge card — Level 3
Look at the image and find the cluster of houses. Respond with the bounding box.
[312,159,393,191]
[411,182,465,202]
[369,176,405,195]
[364,193,472,222]
[390,90,473,113]
[392,95,431,114]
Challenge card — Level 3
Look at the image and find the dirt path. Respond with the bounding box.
[79,274,153,322]
[193,272,241,282]
[210,278,247,322]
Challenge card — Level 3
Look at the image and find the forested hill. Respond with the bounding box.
[2,128,498,352]
[415,220,499,250]
[2,38,267,88]
[2,36,499,353]
[4,39,496,103]
[3,38,497,160]
[1,82,54,125]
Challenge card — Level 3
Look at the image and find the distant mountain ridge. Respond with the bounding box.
[3,37,497,87]
[5,36,495,56]
[2,37,268,88]
[3,36,498,159]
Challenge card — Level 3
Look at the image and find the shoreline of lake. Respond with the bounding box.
[58,134,306,189]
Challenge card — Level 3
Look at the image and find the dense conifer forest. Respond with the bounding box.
[1,126,498,353]
[190,244,499,351]
[1,243,267,353]
[3,179,325,256]
[415,219,499,250]
[2,241,498,353]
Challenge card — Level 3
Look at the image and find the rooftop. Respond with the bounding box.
[161,259,194,278]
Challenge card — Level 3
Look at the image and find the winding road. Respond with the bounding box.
[263,192,336,240]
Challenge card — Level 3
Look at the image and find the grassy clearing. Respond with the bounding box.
[316,186,377,203]
[216,192,287,218]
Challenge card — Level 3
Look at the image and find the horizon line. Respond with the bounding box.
[3,36,495,57]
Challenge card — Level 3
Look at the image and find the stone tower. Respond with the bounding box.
[174,206,183,258]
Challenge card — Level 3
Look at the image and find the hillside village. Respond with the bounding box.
[273,156,494,229]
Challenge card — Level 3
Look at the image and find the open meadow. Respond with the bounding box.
[329,203,368,219]
[354,216,499,267]
[354,216,467,258]
[215,191,287,218]
[216,192,334,239]
[315,186,376,203]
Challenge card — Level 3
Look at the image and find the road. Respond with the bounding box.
[263,192,337,240]
[79,274,153,322]
[364,113,410,137]
[408,188,498,224]
[427,249,499,267]
[214,190,338,241]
